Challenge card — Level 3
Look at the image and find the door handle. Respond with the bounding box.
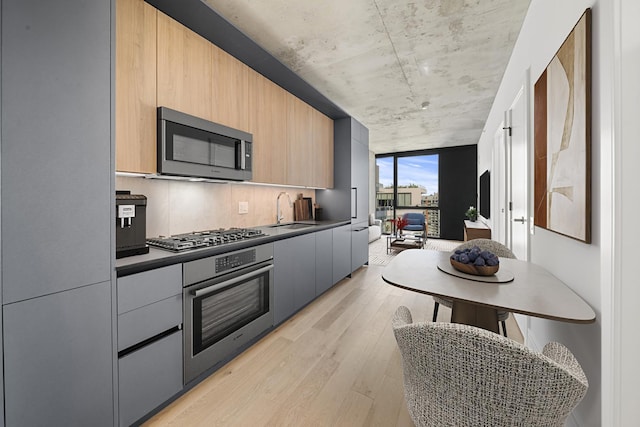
[192,264,274,297]
[513,217,526,223]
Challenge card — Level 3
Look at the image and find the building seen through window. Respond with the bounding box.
[375,154,440,238]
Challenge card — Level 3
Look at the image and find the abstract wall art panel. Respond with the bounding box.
[534,9,591,243]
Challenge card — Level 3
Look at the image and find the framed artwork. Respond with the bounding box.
[534,9,591,243]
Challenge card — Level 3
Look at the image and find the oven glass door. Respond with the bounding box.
[191,265,270,356]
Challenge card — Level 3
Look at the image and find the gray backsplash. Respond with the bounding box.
[116,176,315,237]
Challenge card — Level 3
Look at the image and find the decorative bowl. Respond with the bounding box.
[450,258,499,276]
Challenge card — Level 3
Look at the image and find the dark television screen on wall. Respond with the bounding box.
[480,170,490,219]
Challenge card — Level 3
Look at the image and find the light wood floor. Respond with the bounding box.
[145,264,523,427]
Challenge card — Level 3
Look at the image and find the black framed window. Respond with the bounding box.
[375,145,476,240]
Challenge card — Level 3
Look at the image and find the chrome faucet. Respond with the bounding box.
[276,192,293,224]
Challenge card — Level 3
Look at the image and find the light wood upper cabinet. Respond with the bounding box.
[115,0,157,173]
[250,75,333,188]
[212,46,250,133]
[312,110,334,188]
[286,94,314,187]
[249,74,288,185]
[116,7,334,187]
[285,96,334,188]
[157,12,213,122]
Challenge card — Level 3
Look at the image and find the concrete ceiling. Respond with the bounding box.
[202,0,530,154]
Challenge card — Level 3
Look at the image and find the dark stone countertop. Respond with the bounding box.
[115,219,351,277]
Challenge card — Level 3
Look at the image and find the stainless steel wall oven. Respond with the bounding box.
[183,244,273,384]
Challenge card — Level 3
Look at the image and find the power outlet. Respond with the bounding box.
[238,201,249,214]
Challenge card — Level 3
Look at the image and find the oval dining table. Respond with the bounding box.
[382,249,596,333]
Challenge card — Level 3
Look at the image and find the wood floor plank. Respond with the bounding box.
[276,278,355,341]
[264,356,340,426]
[144,262,524,427]
[351,318,400,399]
[312,288,367,332]
[334,390,373,427]
[303,328,377,424]
[363,373,405,427]
[145,336,292,426]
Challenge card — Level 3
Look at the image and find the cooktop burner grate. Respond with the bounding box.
[147,228,266,252]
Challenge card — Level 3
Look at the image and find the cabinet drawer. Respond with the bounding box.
[118,330,183,426]
[117,264,182,314]
[118,294,182,352]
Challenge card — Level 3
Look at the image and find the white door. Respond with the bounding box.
[507,85,529,261]
[493,122,508,246]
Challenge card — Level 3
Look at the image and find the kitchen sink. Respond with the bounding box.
[268,222,315,229]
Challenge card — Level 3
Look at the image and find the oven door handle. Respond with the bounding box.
[192,264,274,298]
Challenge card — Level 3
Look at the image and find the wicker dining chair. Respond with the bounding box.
[432,238,516,336]
[392,306,589,426]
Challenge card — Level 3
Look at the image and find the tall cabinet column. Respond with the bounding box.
[317,117,369,273]
[1,0,114,425]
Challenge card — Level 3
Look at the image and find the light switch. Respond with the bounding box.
[239,201,249,214]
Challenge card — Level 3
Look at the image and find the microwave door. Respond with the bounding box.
[210,142,236,169]
[172,134,211,166]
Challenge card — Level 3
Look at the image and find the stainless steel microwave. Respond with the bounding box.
[157,107,252,181]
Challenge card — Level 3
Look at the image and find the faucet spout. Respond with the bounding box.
[276,192,293,224]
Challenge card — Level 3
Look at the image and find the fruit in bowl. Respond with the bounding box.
[450,246,499,276]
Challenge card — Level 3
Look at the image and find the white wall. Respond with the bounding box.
[477,1,617,425]
[613,0,640,423]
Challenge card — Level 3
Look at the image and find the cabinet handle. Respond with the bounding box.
[513,217,526,223]
[117,325,182,359]
[351,188,357,219]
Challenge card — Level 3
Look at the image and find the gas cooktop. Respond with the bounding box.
[146,228,266,252]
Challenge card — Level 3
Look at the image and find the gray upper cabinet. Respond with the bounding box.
[316,117,369,225]
[1,0,112,304]
[317,118,369,273]
[351,137,369,224]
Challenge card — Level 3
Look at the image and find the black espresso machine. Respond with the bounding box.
[116,191,150,258]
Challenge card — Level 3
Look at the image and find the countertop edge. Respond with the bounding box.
[115,220,351,277]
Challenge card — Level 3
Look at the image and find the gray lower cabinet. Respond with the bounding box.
[274,233,316,325]
[316,117,369,279]
[117,264,182,324]
[3,282,113,427]
[119,330,183,427]
[333,224,352,283]
[0,304,3,427]
[315,229,334,296]
[351,221,369,272]
[117,264,183,426]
